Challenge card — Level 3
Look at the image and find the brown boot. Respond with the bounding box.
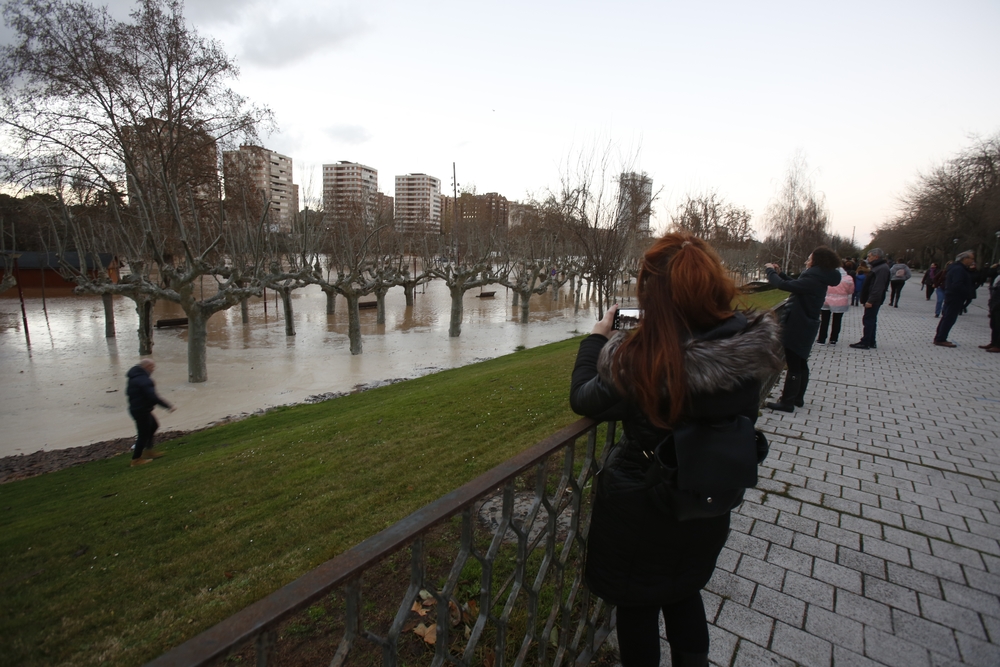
[130,458,153,468]
[142,450,165,459]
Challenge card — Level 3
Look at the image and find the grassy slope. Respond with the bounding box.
[0,294,781,667]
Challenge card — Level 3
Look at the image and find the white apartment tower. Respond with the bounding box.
[223,145,297,232]
[616,171,653,234]
[394,173,442,234]
[323,161,378,224]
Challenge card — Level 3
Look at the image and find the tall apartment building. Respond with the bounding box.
[223,145,297,233]
[394,173,441,234]
[439,192,509,234]
[616,172,653,234]
[323,161,378,225]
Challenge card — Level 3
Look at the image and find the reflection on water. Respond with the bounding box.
[0,281,605,456]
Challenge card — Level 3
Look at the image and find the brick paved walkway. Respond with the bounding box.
[621,276,1000,666]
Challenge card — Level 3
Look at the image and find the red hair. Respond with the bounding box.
[612,232,737,428]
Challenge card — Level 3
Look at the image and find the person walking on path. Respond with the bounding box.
[763,247,842,412]
[126,359,175,467]
[922,263,939,300]
[932,262,949,317]
[982,278,1000,353]
[934,251,977,348]
[851,248,891,350]
[817,262,855,345]
[888,260,912,307]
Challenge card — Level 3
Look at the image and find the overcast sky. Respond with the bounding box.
[5,0,999,242]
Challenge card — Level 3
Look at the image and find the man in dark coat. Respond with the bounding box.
[982,279,1000,353]
[126,359,175,467]
[934,251,977,347]
[850,248,891,350]
[763,247,842,412]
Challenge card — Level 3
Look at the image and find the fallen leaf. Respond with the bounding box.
[483,649,495,667]
[418,589,433,601]
[413,622,437,644]
[224,571,234,579]
[411,601,428,617]
[402,618,420,632]
[449,600,461,626]
[422,597,437,607]
[413,623,428,637]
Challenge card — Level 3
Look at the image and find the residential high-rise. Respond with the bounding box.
[439,192,509,234]
[616,172,653,234]
[394,174,441,234]
[323,161,378,224]
[223,145,297,233]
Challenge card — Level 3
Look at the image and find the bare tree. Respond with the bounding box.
[763,154,830,272]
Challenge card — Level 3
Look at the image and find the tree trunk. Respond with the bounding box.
[186,306,209,383]
[520,291,531,323]
[240,298,249,324]
[279,287,295,336]
[136,296,154,355]
[448,284,464,338]
[403,282,415,307]
[512,291,519,307]
[346,293,362,355]
[375,287,389,325]
[324,287,336,315]
[102,293,115,338]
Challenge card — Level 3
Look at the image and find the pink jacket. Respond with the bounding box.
[823,269,854,312]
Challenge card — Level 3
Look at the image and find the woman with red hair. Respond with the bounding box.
[570,233,783,666]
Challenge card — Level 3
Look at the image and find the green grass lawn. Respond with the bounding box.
[0,294,781,667]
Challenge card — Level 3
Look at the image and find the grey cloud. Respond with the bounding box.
[237,10,366,68]
[324,125,372,145]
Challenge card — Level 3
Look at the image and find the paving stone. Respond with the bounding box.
[863,574,920,613]
[941,579,1000,618]
[838,547,887,579]
[948,527,1000,556]
[963,565,1000,597]
[800,503,841,526]
[735,555,786,591]
[816,523,861,550]
[739,501,780,523]
[715,599,774,647]
[750,522,795,548]
[883,525,931,554]
[724,530,769,560]
[886,562,942,598]
[783,571,834,610]
[705,570,756,606]
[762,494,803,515]
[703,590,723,623]
[821,495,862,515]
[910,551,968,583]
[835,589,893,631]
[841,515,885,538]
[732,640,797,667]
[929,538,986,570]
[716,546,741,573]
[706,624,738,667]
[891,609,961,659]
[812,558,863,593]
[863,625,931,667]
[803,605,863,653]
[776,511,818,537]
[831,646,885,667]
[862,535,912,565]
[919,594,987,639]
[765,544,813,576]
[770,622,832,667]
[791,533,838,562]
[955,631,1000,667]
[749,585,806,628]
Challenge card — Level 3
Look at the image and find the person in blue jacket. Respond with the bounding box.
[763,247,842,412]
[126,359,175,467]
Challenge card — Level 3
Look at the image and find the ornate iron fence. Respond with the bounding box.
[147,418,618,667]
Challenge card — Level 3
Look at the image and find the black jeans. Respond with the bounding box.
[817,310,844,343]
[615,593,709,666]
[130,410,158,459]
[889,281,904,306]
[936,300,963,343]
[861,304,881,346]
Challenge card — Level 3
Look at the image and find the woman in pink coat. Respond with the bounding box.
[817,265,856,344]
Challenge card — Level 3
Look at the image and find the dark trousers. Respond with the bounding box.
[925,284,934,300]
[991,308,1000,347]
[615,593,709,666]
[936,300,963,343]
[861,304,881,346]
[817,310,844,343]
[130,410,158,459]
[889,281,904,306]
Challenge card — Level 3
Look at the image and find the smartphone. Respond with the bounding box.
[612,307,643,331]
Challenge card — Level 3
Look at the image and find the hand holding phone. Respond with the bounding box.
[613,307,643,330]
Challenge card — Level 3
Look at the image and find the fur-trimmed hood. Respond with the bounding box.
[596,310,784,397]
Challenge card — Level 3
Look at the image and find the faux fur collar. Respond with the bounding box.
[597,311,784,396]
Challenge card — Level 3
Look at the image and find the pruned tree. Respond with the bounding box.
[1,0,275,380]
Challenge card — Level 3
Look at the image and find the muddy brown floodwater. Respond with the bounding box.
[0,279,611,458]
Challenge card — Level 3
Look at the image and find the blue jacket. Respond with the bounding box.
[126,365,171,414]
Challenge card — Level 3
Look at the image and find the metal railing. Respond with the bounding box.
[147,418,618,667]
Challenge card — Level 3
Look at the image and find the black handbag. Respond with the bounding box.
[648,416,768,521]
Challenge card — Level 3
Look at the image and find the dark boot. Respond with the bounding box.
[766,372,801,412]
[669,647,709,666]
[794,367,809,407]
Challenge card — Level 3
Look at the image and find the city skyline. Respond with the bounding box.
[2,0,998,244]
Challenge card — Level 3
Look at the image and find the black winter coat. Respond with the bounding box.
[570,312,784,607]
[860,259,890,306]
[126,365,171,414]
[765,266,841,359]
[944,262,975,304]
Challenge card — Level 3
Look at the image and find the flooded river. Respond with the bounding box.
[0,280,607,457]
